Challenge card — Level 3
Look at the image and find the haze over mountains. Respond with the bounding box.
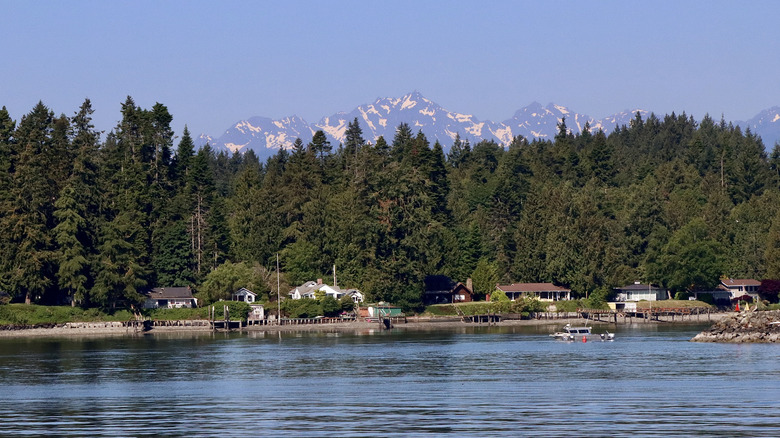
[196,91,780,159]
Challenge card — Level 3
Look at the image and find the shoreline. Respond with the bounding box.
[0,313,729,339]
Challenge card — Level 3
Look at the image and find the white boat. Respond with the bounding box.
[550,323,615,341]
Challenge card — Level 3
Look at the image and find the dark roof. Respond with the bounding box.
[148,287,193,299]
[424,275,456,292]
[497,283,570,293]
[721,278,760,287]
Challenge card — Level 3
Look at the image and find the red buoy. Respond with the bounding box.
[582,336,587,343]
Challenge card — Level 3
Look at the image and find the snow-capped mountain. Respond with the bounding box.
[314,91,511,146]
[199,115,313,154]
[196,92,778,159]
[737,107,780,149]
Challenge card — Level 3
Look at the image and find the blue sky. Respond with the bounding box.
[3,0,780,139]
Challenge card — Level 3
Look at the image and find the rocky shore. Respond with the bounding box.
[691,310,780,343]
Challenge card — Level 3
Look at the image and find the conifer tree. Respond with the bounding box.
[0,107,16,293]
[5,102,59,304]
[174,126,195,185]
[765,210,780,279]
[309,130,331,165]
[53,99,102,306]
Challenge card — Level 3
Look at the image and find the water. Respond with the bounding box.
[0,323,779,437]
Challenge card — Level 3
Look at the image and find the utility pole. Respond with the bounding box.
[277,253,281,325]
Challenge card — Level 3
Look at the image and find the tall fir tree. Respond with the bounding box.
[53,99,102,306]
[4,102,59,304]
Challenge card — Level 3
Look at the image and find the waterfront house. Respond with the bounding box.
[345,289,364,303]
[614,282,667,302]
[362,304,404,318]
[495,283,571,301]
[289,279,364,302]
[144,287,197,309]
[423,275,473,305]
[232,287,257,303]
[720,278,761,301]
[249,304,265,321]
[319,284,351,300]
[289,281,320,300]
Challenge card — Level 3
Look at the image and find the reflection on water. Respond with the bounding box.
[0,324,779,436]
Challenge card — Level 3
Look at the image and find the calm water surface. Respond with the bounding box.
[1,323,779,437]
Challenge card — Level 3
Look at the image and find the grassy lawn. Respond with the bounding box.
[424,302,494,316]
[423,300,545,316]
[634,299,713,309]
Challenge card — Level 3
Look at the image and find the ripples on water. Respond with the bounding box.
[0,324,779,436]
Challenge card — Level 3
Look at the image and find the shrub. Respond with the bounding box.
[281,298,322,318]
[321,296,341,317]
[674,291,690,300]
[339,295,355,313]
[490,289,510,302]
[553,300,582,313]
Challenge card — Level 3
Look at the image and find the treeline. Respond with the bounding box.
[1,98,780,311]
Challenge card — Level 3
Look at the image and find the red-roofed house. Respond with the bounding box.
[495,283,571,301]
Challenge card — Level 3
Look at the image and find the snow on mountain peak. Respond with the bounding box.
[401,95,418,110]
[552,104,570,115]
[197,92,780,159]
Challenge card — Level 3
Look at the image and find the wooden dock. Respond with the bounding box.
[576,307,713,323]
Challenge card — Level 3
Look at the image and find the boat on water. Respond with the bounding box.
[550,323,615,341]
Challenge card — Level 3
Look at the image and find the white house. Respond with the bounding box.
[319,284,345,300]
[249,304,265,321]
[289,281,320,300]
[614,282,667,302]
[289,279,363,302]
[232,287,257,303]
[495,282,571,302]
[144,287,197,309]
[344,289,364,303]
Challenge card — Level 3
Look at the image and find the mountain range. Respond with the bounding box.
[196,91,780,159]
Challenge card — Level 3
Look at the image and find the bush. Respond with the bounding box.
[490,289,510,302]
[553,300,583,313]
[146,306,209,321]
[195,301,252,322]
[583,287,611,309]
[281,298,322,318]
[0,304,129,325]
[674,291,690,300]
[321,296,341,317]
[339,295,355,313]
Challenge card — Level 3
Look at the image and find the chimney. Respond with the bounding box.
[317,278,323,285]
[466,278,473,292]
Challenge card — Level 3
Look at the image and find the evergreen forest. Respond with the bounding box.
[2,97,780,312]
